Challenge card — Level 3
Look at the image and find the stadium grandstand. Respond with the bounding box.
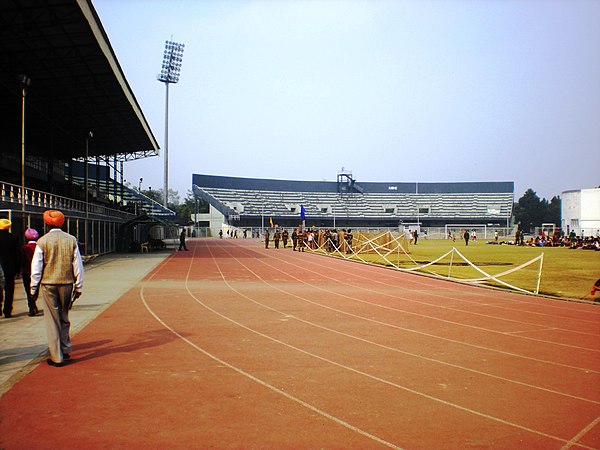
[0,0,175,255]
[192,172,514,237]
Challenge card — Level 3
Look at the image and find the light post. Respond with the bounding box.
[19,74,31,228]
[138,177,143,192]
[85,131,93,255]
[157,39,185,208]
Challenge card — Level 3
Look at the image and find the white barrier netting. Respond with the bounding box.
[309,231,544,295]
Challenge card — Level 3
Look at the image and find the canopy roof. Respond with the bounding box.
[0,0,159,161]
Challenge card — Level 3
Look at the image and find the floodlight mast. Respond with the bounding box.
[157,40,185,207]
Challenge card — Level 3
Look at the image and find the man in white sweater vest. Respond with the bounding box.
[31,210,84,367]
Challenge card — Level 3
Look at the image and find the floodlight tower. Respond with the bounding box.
[157,39,185,207]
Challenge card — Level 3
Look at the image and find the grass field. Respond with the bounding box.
[334,238,599,302]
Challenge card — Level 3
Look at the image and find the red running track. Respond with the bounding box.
[1,238,599,449]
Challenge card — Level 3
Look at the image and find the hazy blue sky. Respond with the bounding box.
[93,0,599,201]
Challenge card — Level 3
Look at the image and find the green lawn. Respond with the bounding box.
[336,239,599,301]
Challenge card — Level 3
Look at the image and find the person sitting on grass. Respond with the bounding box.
[591,279,600,300]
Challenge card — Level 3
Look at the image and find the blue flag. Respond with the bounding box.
[300,205,306,220]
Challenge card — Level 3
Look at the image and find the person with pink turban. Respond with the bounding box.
[31,210,84,366]
[0,218,21,318]
[21,228,40,316]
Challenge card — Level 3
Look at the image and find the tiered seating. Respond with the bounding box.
[195,185,513,222]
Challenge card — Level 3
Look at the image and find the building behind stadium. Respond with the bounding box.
[561,188,600,237]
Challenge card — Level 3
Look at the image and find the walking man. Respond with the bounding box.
[178,228,189,251]
[31,210,84,367]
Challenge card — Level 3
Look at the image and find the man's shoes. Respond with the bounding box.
[63,353,71,360]
[46,359,63,367]
[3,314,12,318]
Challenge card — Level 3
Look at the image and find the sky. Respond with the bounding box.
[93,0,600,202]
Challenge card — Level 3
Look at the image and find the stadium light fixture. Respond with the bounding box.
[157,39,185,207]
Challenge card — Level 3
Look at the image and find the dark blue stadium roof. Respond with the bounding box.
[192,174,513,194]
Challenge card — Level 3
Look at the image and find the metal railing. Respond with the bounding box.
[0,180,132,219]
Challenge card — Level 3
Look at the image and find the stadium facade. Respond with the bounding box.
[192,173,514,235]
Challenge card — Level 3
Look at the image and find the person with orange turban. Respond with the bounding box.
[43,210,65,227]
[0,218,21,318]
[31,210,84,366]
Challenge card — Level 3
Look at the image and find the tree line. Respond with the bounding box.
[513,189,561,232]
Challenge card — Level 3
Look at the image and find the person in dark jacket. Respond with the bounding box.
[0,219,21,318]
[178,228,189,251]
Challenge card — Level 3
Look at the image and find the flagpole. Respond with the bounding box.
[300,204,306,232]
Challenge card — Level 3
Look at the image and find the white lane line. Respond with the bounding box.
[139,244,403,450]
[187,241,591,448]
[213,245,600,406]
[560,415,600,450]
[270,245,600,330]
[242,247,600,372]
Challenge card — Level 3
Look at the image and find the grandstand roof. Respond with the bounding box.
[0,0,159,162]
[192,174,514,194]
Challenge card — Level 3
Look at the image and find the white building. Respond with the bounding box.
[561,188,600,237]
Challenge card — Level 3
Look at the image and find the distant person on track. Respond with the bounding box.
[297,228,305,252]
[345,229,353,254]
[282,229,289,248]
[264,229,270,249]
[31,210,84,367]
[0,218,21,318]
[274,229,281,249]
[178,228,189,251]
[291,229,298,251]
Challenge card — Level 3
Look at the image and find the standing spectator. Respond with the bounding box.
[413,229,419,245]
[494,230,499,242]
[21,228,40,316]
[274,229,281,249]
[178,228,189,251]
[0,218,21,318]
[30,210,84,367]
[291,229,298,251]
[307,231,314,249]
[345,229,353,254]
[590,279,600,299]
[298,228,306,252]
[464,230,470,246]
[282,229,289,248]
